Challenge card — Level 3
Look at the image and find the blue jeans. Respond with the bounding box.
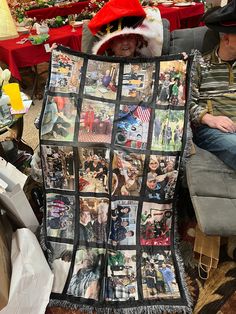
[193,125,236,170]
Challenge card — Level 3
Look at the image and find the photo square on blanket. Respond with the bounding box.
[39,46,193,314]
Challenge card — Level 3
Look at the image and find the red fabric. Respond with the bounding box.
[84,110,95,132]
[88,0,146,35]
[177,2,205,28]
[158,2,204,31]
[158,5,181,31]
[0,25,82,81]
[53,96,66,111]
[25,1,89,21]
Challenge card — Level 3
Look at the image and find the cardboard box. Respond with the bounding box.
[0,158,39,233]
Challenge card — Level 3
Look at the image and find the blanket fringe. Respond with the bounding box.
[173,209,193,313]
[39,223,54,264]
[49,299,192,314]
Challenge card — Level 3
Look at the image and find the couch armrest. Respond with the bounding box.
[161,18,170,55]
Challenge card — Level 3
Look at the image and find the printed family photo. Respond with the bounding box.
[67,247,105,300]
[114,104,151,149]
[151,109,185,151]
[41,95,77,141]
[78,99,115,143]
[49,50,83,93]
[78,147,110,193]
[141,250,180,299]
[146,155,178,200]
[121,63,155,102]
[112,150,145,196]
[79,197,109,243]
[46,193,75,239]
[156,60,187,106]
[109,200,138,246]
[84,60,119,100]
[140,202,172,246]
[41,145,75,190]
[49,242,74,293]
[106,250,138,301]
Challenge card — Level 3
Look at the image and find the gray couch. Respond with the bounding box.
[168,21,219,54]
[81,21,236,236]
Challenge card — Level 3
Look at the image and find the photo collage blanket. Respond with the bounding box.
[40,46,192,313]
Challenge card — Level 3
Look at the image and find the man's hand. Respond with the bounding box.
[201,113,236,133]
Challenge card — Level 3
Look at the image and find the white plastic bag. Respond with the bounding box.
[0,228,54,314]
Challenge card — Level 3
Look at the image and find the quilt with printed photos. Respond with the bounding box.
[40,46,193,313]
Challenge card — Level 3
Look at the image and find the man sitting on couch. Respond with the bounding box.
[190,0,236,171]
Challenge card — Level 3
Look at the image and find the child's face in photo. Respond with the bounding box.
[149,159,159,171]
[147,179,157,190]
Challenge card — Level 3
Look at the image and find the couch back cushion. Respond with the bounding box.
[169,26,220,54]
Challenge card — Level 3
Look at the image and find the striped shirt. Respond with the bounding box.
[190,47,236,126]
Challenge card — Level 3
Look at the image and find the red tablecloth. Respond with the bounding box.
[25,1,89,21]
[158,2,204,31]
[0,25,82,81]
[25,2,204,31]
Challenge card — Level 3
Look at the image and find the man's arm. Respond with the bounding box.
[189,54,208,126]
[190,52,236,133]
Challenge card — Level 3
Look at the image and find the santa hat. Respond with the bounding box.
[88,0,163,57]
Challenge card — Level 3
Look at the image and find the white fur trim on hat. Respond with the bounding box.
[92,7,163,57]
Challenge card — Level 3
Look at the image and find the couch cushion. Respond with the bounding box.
[169,26,220,54]
[186,146,236,236]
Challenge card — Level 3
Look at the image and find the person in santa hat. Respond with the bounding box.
[50,0,163,57]
[87,0,163,58]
